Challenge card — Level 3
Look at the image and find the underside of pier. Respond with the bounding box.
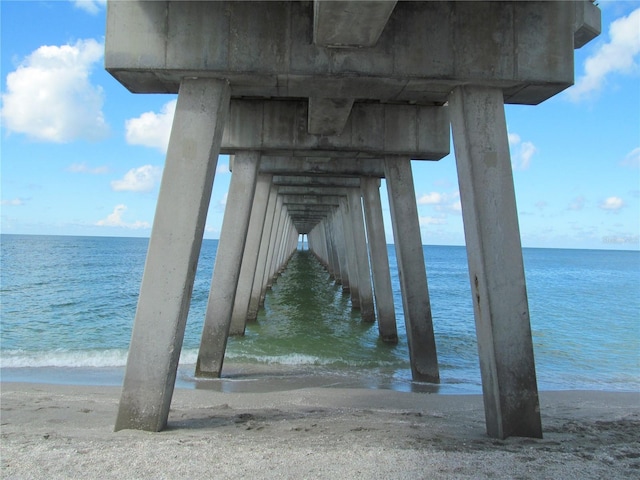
[107,0,601,439]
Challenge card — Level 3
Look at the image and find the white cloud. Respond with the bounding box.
[508,132,537,170]
[417,190,461,214]
[0,39,108,143]
[125,100,177,153]
[216,163,231,174]
[419,215,447,226]
[417,192,442,205]
[67,162,109,174]
[219,192,228,207]
[600,196,625,211]
[621,147,640,168]
[1,198,25,206]
[569,8,640,101]
[96,204,151,229]
[111,165,162,193]
[72,0,106,15]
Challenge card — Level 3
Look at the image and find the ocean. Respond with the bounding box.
[1,234,638,394]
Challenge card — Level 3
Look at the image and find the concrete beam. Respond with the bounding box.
[277,186,349,197]
[272,176,361,187]
[313,0,397,47]
[280,195,344,206]
[222,100,449,159]
[260,157,386,177]
[106,1,590,105]
[308,97,354,136]
[574,1,601,49]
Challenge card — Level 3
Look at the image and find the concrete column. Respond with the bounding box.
[348,188,375,322]
[195,151,260,378]
[229,173,272,335]
[115,78,230,432]
[449,86,542,440]
[334,204,351,292]
[247,185,278,321]
[384,156,439,384]
[265,200,285,290]
[326,214,342,283]
[361,177,398,343]
[340,198,360,307]
[323,219,335,277]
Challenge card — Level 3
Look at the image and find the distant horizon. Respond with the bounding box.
[1,2,638,252]
[2,231,638,253]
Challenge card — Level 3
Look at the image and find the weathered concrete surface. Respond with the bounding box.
[449,86,542,440]
[385,157,439,384]
[106,1,578,105]
[307,97,354,136]
[222,101,449,159]
[313,0,397,47]
[260,157,386,178]
[195,152,260,378]
[361,177,397,343]
[348,188,375,322]
[229,173,272,335]
[247,186,279,321]
[107,0,600,440]
[115,78,230,432]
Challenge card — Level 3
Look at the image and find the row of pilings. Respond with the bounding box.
[107,0,601,439]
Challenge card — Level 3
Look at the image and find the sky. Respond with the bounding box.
[1,0,639,250]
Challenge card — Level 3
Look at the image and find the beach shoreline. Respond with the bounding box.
[1,382,638,479]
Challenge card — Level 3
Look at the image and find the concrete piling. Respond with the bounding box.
[449,86,542,439]
[115,78,230,432]
[195,151,260,378]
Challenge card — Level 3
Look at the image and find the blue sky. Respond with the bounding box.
[1,1,639,250]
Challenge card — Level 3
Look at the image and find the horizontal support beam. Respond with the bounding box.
[106,1,583,105]
[259,157,386,177]
[222,100,449,159]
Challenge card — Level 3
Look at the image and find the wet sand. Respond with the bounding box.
[1,383,638,479]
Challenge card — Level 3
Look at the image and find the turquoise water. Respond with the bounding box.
[1,234,638,393]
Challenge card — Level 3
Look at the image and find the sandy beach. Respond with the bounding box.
[1,382,638,479]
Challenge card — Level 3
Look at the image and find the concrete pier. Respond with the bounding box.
[195,151,260,378]
[246,185,279,322]
[361,177,398,343]
[384,157,439,384]
[107,0,600,438]
[449,86,542,439]
[115,78,230,432]
[347,188,375,323]
[229,173,272,335]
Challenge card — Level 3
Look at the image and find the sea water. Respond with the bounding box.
[1,234,638,394]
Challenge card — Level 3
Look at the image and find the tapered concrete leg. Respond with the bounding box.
[348,188,375,322]
[195,151,260,378]
[334,206,350,292]
[264,201,285,291]
[340,199,360,307]
[115,78,230,432]
[449,86,542,440]
[361,177,397,343]
[327,214,342,284]
[229,173,272,335]
[247,186,278,321]
[384,157,439,383]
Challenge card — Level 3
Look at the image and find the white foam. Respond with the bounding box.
[0,349,130,368]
